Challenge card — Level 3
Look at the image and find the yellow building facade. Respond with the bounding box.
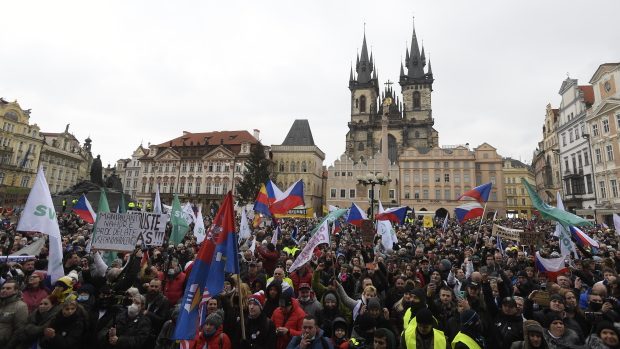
[503,158,534,218]
[0,98,43,205]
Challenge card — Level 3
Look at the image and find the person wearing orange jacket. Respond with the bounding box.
[189,312,231,349]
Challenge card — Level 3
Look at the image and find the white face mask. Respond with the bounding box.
[127,303,140,317]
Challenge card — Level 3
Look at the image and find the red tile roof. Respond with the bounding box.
[156,130,258,148]
[579,85,595,106]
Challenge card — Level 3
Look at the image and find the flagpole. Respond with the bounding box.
[476,202,488,246]
[234,231,247,340]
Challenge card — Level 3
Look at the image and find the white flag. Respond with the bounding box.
[554,191,578,258]
[377,219,394,252]
[613,214,620,237]
[154,184,162,214]
[182,202,196,224]
[16,167,64,283]
[193,207,206,243]
[271,225,280,245]
[249,237,257,254]
[288,220,329,273]
[378,200,385,214]
[239,209,252,243]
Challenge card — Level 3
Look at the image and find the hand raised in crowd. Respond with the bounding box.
[43,327,56,338]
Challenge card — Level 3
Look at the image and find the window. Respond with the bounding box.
[162,182,168,193]
[463,173,470,183]
[611,180,619,198]
[20,176,30,187]
[490,176,496,185]
[444,161,449,168]
[215,162,221,172]
[142,182,147,192]
[197,163,203,172]
[574,127,579,139]
[148,182,153,193]
[435,174,441,183]
[595,149,602,164]
[592,124,599,136]
[616,114,620,129]
[603,119,610,133]
[569,129,574,143]
[584,150,590,166]
[444,189,451,200]
[334,171,339,177]
[179,182,185,193]
[187,182,193,194]
[562,133,566,146]
[340,189,346,198]
[222,182,228,193]
[349,189,356,198]
[454,173,461,184]
[359,95,366,113]
[301,162,307,172]
[330,189,336,198]
[414,191,420,199]
[423,190,429,199]
[606,144,614,161]
[405,192,410,199]
[444,173,450,182]
[435,190,441,199]
[521,198,526,205]
[208,163,213,172]
[189,163,195,172]
[600,181,607,199]
[206,182,212,194]
[413,91,421,109]
[389,189,395,199]
[422,173,429,183]
[290,162,296,172]
[586,174,593,193]
[181,163,187,172]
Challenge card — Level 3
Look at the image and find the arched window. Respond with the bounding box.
[360,95,367,113]
[413,91,421,109]
[301,161,307,172]
[279,162,285,172]
[291,162,296,172]
[358,142,364,151]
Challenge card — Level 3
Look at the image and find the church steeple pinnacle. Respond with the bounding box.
[355,32,373,83]
[406,17,425,79]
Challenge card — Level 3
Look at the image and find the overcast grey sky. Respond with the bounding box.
[2,1,618,168]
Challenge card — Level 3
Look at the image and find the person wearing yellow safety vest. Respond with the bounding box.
[401,287,428,334]
[452,310,485,349]
[62,198,67,212]
[283,245,299,258]
[146,202,152,212]
[128,202,136,210]
[402,308,447,349]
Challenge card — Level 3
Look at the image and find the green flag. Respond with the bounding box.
[92,188,115,265]
[118,194,127,213]
[308,209,348,236]
[170,194,189,245]
[521,178,592,227]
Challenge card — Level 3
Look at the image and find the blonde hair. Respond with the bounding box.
[363,285,377,297]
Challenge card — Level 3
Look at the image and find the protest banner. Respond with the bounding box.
[491,224,522,241]
[423,216,434,228]
[134,212,169,247]
[92,212,141,251]
[360,219,375,245]
[519,230,544,245]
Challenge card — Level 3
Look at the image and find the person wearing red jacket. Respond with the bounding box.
[163,262,186,305]
[290,264,313,296]
[271,290,306,349]
[256,243,280,276]
[189,312,231,349]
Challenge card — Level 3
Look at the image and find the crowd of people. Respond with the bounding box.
[2,207,620,349]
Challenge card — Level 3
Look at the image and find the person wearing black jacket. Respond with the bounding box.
[144,279,171,348]
[98,294,152,349]
[239,292,276,349]
[491,297,523,349]
[84,285,123,349]
[40,300,86,349]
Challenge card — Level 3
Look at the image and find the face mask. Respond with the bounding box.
[77,295,90,302]
[203,328,216,337]
[97,297,112,308]
[353,272,361,278]
[168,268,176,276]
[590,302,603,311]
[127,303,140,317]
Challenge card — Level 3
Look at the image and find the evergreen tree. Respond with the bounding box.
[236,143,272,205]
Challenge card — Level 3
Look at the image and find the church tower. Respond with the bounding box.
[346,32,380,161]
[399,19,438,148]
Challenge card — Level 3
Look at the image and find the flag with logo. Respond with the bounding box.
[16,167,64,283]
[288,220,329,273]
[173,192,238,339]
[239,208,252,243]
[193,207,206,244]
[170,194,190,246]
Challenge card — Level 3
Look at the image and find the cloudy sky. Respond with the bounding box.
[2,1,618,168]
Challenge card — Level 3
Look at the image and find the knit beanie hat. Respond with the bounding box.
[460,309,480,325]
[324,293,337,303]
[367,297,381,310]
[205,312,223,328]
[596,321,618,336]
[248,291,266,309]
[523,320,544,335]
[416,308,434,325]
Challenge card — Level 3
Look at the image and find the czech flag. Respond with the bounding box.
[253,182,278,217]
[535,252,569,281]
[458,182,492,203]
[569,226,600,250]
[72,194,96,224]
[455,202,484,223]
[270,180,305,214]
[346,203,368,227]
[375,206,409,225]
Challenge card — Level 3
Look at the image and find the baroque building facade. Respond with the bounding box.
[40,125,93,194]
[532,104,561,204]
[584,62,620,223]
[271,120,325,216]
[556,78,595,213]
[116,145,149,200]
[503,158,534,218]
[0,98,42,205]
[135,130,262,210]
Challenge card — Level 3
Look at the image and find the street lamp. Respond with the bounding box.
[357,172,391,219]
